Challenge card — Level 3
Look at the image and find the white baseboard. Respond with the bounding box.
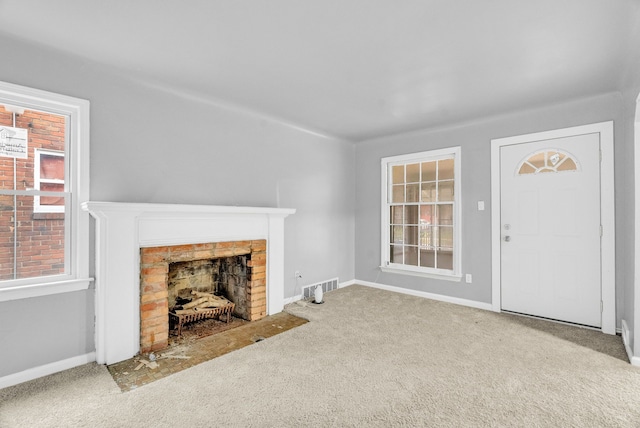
[283,294,303,305]
[621,320,640,366]
[0,352,96,390]
[340,279,357,288]
[285,279,355,305]
[355,279,494,311]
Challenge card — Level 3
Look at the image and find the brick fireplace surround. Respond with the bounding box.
[140,240,267,353]
[82,202,295,365]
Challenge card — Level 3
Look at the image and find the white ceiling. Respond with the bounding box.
[0,1,638,141]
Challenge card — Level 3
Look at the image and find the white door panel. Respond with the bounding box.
[500,133,601,327]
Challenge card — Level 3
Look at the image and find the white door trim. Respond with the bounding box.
[490,121,616,334]
[634,93,640,363]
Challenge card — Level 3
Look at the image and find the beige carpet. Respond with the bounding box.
[1,284,639,427]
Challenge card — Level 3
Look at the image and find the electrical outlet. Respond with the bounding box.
[465,274,472,283]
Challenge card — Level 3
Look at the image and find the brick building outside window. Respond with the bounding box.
[0,106,66,281]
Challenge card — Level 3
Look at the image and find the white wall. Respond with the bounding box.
[0,35,355,378]
[355,92,628,320]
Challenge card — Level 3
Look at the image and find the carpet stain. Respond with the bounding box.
[107,312,308,392]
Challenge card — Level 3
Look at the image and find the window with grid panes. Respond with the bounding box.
[381,147,461,279]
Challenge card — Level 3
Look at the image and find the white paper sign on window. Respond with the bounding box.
[0,126,28,159]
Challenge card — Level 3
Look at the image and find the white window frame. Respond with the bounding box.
[0,81,92,301]
[34,148,65,213]
[380,146,462,281]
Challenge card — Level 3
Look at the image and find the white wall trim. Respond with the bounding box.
[635,92,640,362]
[0,352,96,390]
[356,279,493,311]
[490,121,616,334]
[621,320,639,366]
[340,279,357,288]
[0,278,92,302]
[283,295,302,305]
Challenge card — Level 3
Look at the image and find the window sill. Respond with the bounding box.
[379,265,462,282]
[0,278,94,302]
[32,212,65,220]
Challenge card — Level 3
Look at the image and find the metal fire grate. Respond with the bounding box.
[169,303,235,336]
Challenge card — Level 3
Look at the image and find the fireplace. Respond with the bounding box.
[139,240,266,352]
[82,202,295,365]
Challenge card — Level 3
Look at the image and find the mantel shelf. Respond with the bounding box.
[82,201,295,217]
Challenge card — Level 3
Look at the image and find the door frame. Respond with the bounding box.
[490,121,615,334]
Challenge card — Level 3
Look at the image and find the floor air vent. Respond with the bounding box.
[301,277,339,300]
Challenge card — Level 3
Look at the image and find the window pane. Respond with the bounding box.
[406,163,420,183]
[419,249,435,268]
[420,205,434,224]
[438,158,454,180]
[406,183,419,202]
[421,226,436,248]
[421,161,436,182]
[392,185,404,203]
[404,205,418,224]
[391,226,403,243]
[527,152,545,169]
[439,226,454,249]
[404,226,418,245]
[390,244,402,263]
[40,182,65,206]
[0,195,15,280]
[421,182,436,202]
[557,158,577,172]
[40,154,65,180]
[518,163,535,175]
[0,195,65,281]
[404,246,418,266]
[392,165,404,184]
[438,180,454,202]
[437,250,454,270]
[437,204,453,225]
[390,206,403,224]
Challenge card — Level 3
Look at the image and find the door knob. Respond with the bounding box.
[504,236,511,242]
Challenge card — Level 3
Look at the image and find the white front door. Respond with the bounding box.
[500,133,601,327]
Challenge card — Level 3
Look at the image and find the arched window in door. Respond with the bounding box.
[516,149,578,175]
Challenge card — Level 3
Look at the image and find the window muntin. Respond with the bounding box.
[382,147,461,279]
[0,81,90,294]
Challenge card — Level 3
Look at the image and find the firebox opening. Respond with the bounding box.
[167,254,253,337]
[139,239,267,354]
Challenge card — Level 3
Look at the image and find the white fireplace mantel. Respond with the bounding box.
[82,201,295,365]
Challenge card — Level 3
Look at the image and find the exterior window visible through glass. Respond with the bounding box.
[382,147,461,277]
[35,150,65,211]
[0,106,68,281]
